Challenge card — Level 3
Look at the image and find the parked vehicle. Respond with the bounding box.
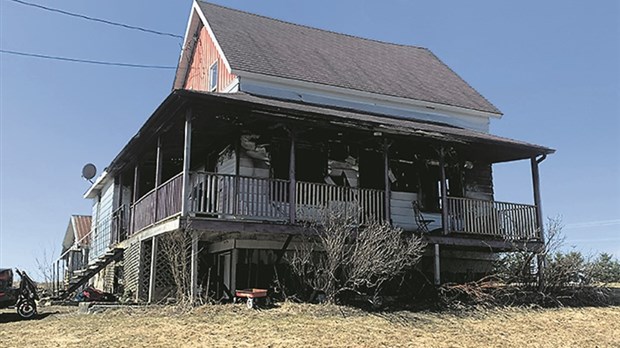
[0,268,39,319]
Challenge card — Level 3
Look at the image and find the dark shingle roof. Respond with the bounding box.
[197,1,501,115]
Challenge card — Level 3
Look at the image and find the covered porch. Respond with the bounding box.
[110,90,552,247]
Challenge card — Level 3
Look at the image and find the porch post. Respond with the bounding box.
[233,138,240,216]
[530,156,544,241]
[190,231,198,302]
[433,243,441,285]
[154,137,163,221]
[230,248,239,294]
[438,148,449,235]
[383,139,391,223]
[132,165,140,203]
[181,108,193,217]
[288,131,296,224]
[148,236,158,303]
[531,155,546,290]
[131,164,140,235]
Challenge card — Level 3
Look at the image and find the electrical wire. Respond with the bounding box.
[0,49,177,69]
[6,0,183,39]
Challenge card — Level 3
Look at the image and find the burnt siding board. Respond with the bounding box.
[196,1,500,115]
[464,163,494,201]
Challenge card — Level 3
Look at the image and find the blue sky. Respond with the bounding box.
[1,0,619,275]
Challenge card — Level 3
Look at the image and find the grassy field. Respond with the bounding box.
[1,303,619,347]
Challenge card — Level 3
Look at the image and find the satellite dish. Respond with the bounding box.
[82,163,97,181]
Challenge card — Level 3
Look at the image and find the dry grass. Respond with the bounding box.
[1,303,619,347]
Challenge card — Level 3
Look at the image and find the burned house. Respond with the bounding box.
[55,1,553,301]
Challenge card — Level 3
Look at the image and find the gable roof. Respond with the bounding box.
[61,215,92,255]
[191,1,501,116]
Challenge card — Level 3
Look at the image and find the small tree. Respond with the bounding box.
[289,209,426,304]
[591,253,620,283]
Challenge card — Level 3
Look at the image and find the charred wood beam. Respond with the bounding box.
[423,235,544,252]
[288,130,297,224]
[383,138,392,223]
[438,147,449,235]
[181,108,193,216]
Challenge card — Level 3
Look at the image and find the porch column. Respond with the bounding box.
[181,108,193,216]
[288,131,296,224]
[230,248,239,294]
[154,137,163,221]
[148,236,158,303]
[433,243,441,285]
[438,148,449,235]
[383,139,391,223]
[190,231,198,302]
[131,164,140,234]
[531,155,546,290]
[530,156,545,241]
[132,165,140,203]
[233,138,240,216]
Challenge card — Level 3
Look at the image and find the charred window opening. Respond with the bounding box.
[297,144,327,183]
[270,140,326,183]
[359,149,384,190]
[390,159,420,193]
[419,164,440,212]
[326,142,358,187]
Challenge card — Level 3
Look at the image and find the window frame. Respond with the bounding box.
[208,61,218,92]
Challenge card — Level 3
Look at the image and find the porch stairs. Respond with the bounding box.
[60,247,123,299]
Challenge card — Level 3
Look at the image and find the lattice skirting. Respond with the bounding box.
[123,241,142,300]
[124,233,191,302]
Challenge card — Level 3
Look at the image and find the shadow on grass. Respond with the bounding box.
[0,311,56,324]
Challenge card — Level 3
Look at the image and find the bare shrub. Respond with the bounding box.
[442,217,613,308]
[34,246,56,293]
[158,229,194,306]
[288,209,426,304]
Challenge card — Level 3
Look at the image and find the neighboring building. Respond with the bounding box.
[55,1,553,301]
[59,215,91,283]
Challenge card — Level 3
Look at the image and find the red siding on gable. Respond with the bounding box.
[184,26,236,92]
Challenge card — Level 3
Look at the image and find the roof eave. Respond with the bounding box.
[233,69,504,119]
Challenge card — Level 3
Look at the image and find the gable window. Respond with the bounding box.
[208,61,218,91]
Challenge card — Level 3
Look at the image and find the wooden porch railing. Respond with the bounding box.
[446,197,539,239]
[129,172,538,240]
[188,172,385,224]
[131,173,183,234]
[296,181,385,224]
[189,172,290,220]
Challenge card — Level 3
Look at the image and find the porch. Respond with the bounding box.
[103,90,553,252]
[127,171,540,241]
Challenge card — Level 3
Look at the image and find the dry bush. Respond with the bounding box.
[158,229,194,306]
[440,217,613,308]
[288,209,425,304]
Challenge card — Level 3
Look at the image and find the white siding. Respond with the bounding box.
[391,191,442,232]
[90,180,115,262]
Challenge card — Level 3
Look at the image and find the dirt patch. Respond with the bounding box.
[1,304,618,347]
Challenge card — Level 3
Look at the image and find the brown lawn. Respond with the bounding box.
[1,303,618,347]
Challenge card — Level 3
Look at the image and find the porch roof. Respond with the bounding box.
[105,90,554,175]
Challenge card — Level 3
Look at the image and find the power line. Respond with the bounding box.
[6,0,183,40]
[0,49,177,69]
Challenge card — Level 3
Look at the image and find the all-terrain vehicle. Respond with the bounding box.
[0,268,39,319]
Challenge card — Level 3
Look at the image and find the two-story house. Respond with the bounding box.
[56,1,553,302]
